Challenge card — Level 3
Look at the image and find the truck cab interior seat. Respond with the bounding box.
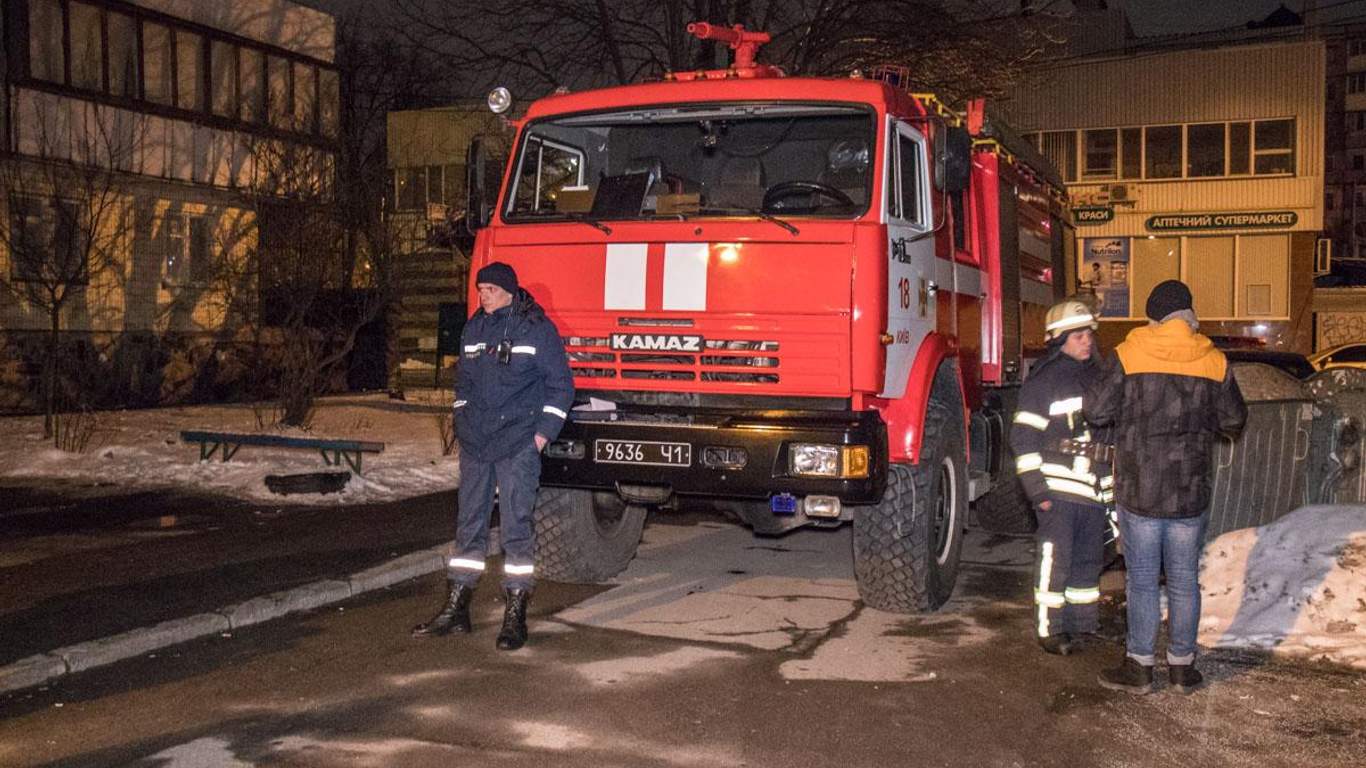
[711,156,767,209]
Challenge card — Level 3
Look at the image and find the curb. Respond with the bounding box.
[0,541,454,695]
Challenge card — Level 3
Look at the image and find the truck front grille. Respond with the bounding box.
[563,336,781,384]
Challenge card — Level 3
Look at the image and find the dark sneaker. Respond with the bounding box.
[1038,633,1075,656]
[1168,664,1204,694]
[1098,657,1154,694]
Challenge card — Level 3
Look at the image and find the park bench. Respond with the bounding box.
[180,431,385,474]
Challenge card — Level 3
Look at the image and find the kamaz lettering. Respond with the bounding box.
[610,334,704,352]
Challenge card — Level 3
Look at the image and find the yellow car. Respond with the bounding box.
[1308,343,1366,371]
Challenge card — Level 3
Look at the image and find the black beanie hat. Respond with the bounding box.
[476,262,518,295]
[1145,279,1193,321]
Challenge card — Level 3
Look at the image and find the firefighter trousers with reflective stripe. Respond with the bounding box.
[1034,498,1108,638]
[450,440,541,590]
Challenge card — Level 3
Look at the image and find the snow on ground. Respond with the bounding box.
[0,391,459,504]
[1200,505,1366,669]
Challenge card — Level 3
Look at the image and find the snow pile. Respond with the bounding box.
[0,392,460,505]
[1200,505,1366,668]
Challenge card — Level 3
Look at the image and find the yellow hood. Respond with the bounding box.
[1115,319,1227,382]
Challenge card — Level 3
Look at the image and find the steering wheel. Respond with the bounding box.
[762,181,855,211]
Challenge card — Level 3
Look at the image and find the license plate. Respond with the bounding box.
[594,440,692,467]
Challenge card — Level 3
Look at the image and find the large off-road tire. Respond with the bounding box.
[853,371,968,612]
[973,451,1037,534]
[533,488,647,583]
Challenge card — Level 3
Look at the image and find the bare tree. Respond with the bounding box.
[191,13,437,428]
[0,99,142,439]
[389,0,1067,103]
[219,135,396,428]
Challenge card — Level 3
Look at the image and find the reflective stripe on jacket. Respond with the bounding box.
[1009,351,1112,507]
[454,289,574,462]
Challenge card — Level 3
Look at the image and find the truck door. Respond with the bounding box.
[881,120,936,398]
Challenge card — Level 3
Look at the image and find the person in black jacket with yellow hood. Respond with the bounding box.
[1085,280,1246,694]
[412,262,574,651]
[1010,300,1115,657]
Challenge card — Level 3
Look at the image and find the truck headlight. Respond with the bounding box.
[789,444,870,479]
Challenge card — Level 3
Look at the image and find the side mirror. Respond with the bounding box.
[465,137,491,234]
[934,126,972,194]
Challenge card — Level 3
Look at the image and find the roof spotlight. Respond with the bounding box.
[487,86,513,115]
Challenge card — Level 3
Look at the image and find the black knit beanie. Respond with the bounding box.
[475,262,518,295]
[1145,279,1193,321]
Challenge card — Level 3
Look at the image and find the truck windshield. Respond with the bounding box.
[503,104,874,223]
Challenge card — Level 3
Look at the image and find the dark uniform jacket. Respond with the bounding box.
[1010,350,1114,508]
[1083,319,1247,519]
[454,289,574,462]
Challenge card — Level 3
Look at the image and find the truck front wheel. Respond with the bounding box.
[533,488,647,583]
[852,398,967,612]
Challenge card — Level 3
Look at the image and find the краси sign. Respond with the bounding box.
[611,333,704,352]
[1074,206,1114,225]
[1145,211,1298,232]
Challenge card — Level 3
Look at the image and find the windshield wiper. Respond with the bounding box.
[565,212,613,235]
[698,206,799,236]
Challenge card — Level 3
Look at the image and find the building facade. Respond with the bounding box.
[0,0,338,410]
[1005,40,1326,354]
[386,105,504,390]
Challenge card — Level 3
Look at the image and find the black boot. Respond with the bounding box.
[411,581,474,637]
[495,588,531,651]
[1038,633,1075,656]
[1098,656,1154,694]
[1168,664,1204,694]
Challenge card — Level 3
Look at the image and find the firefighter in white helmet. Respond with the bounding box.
[1009,300,1115,655]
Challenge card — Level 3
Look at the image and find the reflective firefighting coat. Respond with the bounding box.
[454,289,574,463]
[1009,350,1113,507]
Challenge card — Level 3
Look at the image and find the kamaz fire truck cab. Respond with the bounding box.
[463,24,1069,612]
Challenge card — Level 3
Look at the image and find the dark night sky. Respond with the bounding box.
[305,1,1366,42]
[1116,0,1366,35]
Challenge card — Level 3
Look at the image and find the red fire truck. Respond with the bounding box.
[463,24,1070,612]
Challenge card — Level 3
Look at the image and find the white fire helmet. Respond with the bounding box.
[1044,300,1099,342]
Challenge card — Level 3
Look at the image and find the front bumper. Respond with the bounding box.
[541,406,888,504]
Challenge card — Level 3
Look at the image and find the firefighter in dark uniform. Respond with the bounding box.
[1009,300,1115,656]
[413,262,574,651]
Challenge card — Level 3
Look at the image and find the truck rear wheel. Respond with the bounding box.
[973,452,1037,534]
[853,395,967,612]
[533,488,647,583]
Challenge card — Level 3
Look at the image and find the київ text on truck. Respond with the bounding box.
[461,23,1070,612]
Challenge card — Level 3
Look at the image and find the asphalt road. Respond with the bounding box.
[0,482,455,664]
[1,501,1362,768]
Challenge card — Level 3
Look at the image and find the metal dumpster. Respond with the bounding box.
[1206,364,1364,540]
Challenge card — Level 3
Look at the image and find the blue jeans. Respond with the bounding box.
[1119,506,1208,666]
[450,441,542,590]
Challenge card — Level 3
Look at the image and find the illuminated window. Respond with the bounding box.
[176,30,204,111]
[69,2,104,91]
[1144,125,1181,179]
[1253,119,1295,175]
[240,48,265,123]
[211,41,237,118]
[1186,123,1225,177]
[1082,129,1117,179]
[143,23,174,106]
[108,11,139,98]
[28,0,64,83]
